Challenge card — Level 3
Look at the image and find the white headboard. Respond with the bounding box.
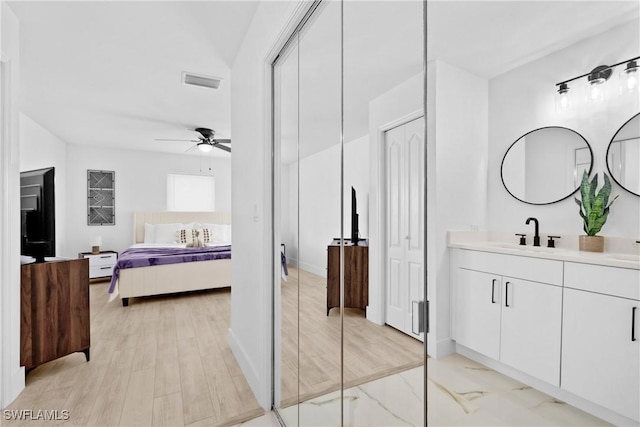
[133,211,231,244]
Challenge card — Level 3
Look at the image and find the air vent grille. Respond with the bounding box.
[182,72,222,90]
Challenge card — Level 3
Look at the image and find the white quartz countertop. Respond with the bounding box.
[448,232,640,270]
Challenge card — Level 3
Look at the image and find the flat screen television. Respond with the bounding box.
[20,167,55,260]
[351,186,359,245]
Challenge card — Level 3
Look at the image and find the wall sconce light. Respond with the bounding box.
[555,55,640,111]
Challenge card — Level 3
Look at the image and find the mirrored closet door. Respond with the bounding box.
[272,1,426,426]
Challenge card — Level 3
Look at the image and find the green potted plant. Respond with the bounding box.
[574,170,619,252]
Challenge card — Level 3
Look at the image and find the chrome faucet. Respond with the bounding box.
[526,217,540,246]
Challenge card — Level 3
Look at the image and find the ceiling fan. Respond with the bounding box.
[155,127,231,153]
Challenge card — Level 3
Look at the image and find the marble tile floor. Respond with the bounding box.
[260,354,610,426]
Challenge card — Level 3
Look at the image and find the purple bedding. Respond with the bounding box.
[108,245,231,294]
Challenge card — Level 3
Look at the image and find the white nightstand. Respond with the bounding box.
[78,250,118,280]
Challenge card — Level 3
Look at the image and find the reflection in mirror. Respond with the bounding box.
[607,113,640,197]
[274,31,299,427]
[342,1,424,425]
[501,127,592,205]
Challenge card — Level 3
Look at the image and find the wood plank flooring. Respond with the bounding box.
[4,284,264,427]
[279,267,424,408]
[4,266,423,426]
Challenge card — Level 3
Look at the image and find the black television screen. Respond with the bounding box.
[20,167,55,259]
[351,186,359,245]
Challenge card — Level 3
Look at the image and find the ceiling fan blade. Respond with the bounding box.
[212,138,231,144]
[155,138,200,142]
[213,143,231,153]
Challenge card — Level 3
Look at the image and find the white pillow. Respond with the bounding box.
[143,223,155,243]
[204,223,232,244]
[154,223,183,243]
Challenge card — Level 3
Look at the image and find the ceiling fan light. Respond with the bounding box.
[197,142,213,153]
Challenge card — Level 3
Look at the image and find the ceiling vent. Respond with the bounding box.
[182,72,222,90]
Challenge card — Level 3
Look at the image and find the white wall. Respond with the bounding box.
[64,144,231,257]
[229,0,303,409]
[284,134,369,277]
[428,61,489,356]
[19,113,67,256]
[488,19,640,240]
[0,1,25,407]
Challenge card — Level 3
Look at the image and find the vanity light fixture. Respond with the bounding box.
[555,55,640,109]
[555,82,570,112]
[620,60,639,93]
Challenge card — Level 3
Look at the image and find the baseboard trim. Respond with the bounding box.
[2,365,25,408]
[427,336,455,359]
[456,344,638,426]
[228,328,264,408]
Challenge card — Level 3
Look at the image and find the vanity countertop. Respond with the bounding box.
[448,232,640,270]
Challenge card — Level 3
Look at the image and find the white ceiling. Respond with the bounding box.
[9,1,639,160]
[9,1,260,157]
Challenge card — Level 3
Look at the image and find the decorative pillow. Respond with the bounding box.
[203,223,232,244]
[186,229,206,248]
[176,228,211,245]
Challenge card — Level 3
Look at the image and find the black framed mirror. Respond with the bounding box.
[606,113,640,197]
[501,126,593,205]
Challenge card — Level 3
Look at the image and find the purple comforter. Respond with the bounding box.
[108,245,231,294]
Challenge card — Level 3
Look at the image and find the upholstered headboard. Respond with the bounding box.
[133,211,231,244]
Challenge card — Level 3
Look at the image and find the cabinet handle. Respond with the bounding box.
[491,279,496,304]
[100,255,111,258]
[633,307,638,342]
[505,281,510,307]
[100,266,111,270]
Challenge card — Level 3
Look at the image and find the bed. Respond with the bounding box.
[109,211,232,306]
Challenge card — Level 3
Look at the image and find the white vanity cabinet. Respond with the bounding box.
[452,249,563,386]
[499,276,562,386]
[454,268,501,359]
[561,262,640,423]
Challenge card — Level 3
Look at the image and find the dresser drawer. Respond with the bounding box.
[85,253,117,267]
[90,265,115,279]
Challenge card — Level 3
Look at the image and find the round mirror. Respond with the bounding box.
[606,113,640,197]
[501,126,592,205]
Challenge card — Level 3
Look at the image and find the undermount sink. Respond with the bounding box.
[607,253,640,262]
[486,242,559,253]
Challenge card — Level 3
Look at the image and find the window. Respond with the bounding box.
[166,174,215,211]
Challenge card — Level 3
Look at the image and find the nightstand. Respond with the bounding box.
[78,250,118,280]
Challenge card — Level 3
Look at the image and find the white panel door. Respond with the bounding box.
[385,118,424,340]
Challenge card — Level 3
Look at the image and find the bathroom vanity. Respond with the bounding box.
[449,236,639,425]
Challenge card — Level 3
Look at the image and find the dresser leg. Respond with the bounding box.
[122,298,129,307]
[81,348,90,362]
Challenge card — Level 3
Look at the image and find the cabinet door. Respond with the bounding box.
[500,277,562,386]
[454,269,501,359]
[562,288,640,422]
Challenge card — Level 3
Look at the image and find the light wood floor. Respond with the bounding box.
[5,267,423,426]
[4,284,264,427]
[279,267,424,407]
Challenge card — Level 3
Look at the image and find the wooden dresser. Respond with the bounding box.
[21,258,90,372]
[326,241,368,315]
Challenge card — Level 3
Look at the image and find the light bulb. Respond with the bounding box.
[620,60,639,93]
[555,83,570,112]
[198,142,213,152]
